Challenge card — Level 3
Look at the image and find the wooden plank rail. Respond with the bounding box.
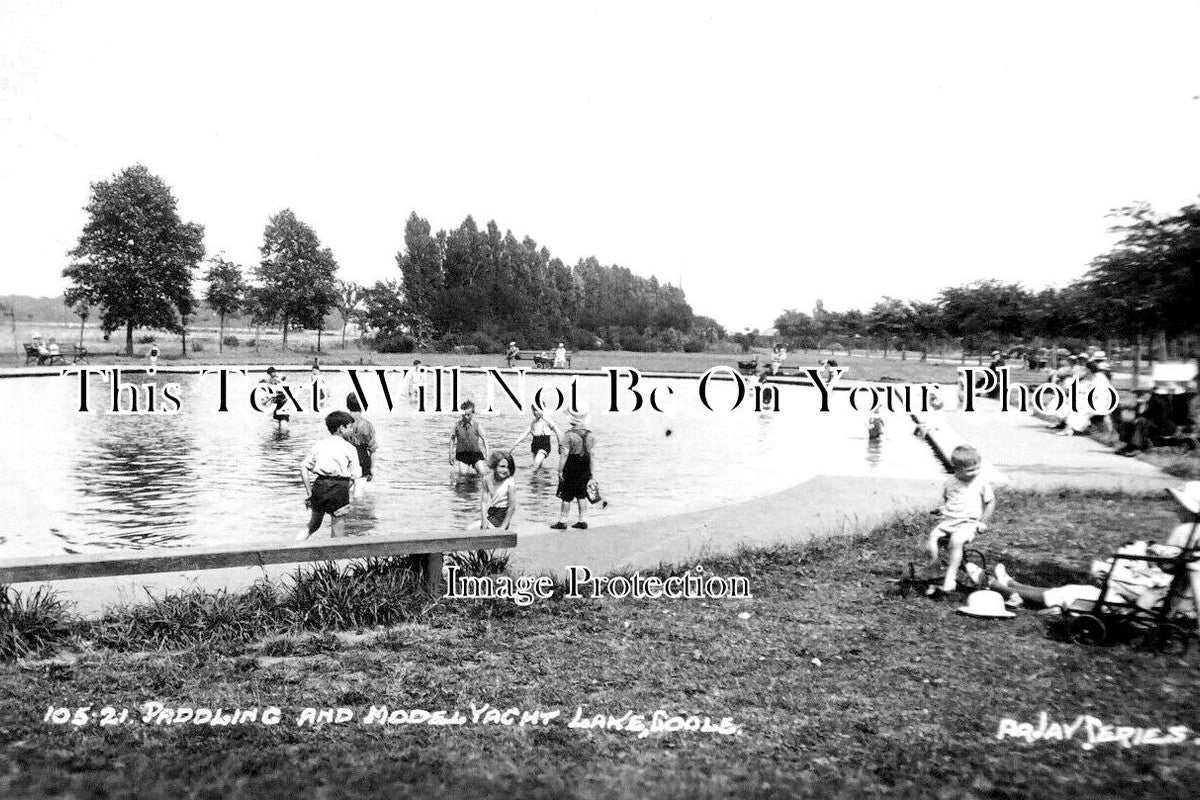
[0,532,517,595]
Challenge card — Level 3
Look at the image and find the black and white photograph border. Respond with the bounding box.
[1,2,1200,798]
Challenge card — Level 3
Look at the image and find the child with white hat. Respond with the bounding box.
[551,406,595,530]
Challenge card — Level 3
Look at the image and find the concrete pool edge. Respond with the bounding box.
[6,472,944,620]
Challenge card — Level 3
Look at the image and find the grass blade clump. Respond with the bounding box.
[279,558,424,630]
[0,585,74,660]
[447,549,510,577]
[88,582,279,651]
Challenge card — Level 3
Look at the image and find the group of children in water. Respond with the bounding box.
[447,399,598,531]
[293,369,597,540]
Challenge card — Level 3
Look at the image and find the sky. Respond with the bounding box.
[2,0,1200,332]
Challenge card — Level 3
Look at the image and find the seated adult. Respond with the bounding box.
[1059,360,1113,436]
[991,481,1200,621]
[35,337,62,364]
[1116,382,1184,455]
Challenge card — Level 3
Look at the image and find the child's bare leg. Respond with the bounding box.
[330,515,346,539]
[941,530,972,591]
[532,451,547,470]
[577,499,587,523]
[925,528,943,563]
[298,509,323,541]
[992,564,1050,606]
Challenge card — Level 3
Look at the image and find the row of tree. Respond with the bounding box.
[62,165,341,355]
[365,213,697,352]
[770,202,1200,361]
[61,166,705,355]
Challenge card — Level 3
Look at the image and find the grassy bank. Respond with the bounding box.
[1,490,1197,798]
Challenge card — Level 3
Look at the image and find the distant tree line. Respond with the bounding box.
[361,213,703,354]
[771,202,1200,364]
[60,166,715,356]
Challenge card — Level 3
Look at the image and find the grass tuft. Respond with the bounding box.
[0,585,75,659]
[446,549,511,576]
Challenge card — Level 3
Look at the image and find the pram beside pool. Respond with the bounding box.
[1061,535,1198,656]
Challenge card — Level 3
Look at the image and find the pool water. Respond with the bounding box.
[0,369,944,555]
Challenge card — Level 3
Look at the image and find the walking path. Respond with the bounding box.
[926,398,1177,493]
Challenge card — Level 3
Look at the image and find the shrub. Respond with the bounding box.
[245,338,257,348]
[621,330,652,352]
[567,327,598,351]
[373,333,415,354]
[223,335,240,348]
[434,333,459,353]
[137,334,157,344]
[190,339,207,353]
[683,336,706,353]
[468,331,502,354]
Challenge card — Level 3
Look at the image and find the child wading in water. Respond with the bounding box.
[467,451,517,530]
[449,400,489,476]
[926,444,994,595]
[510,405,562,471]
[552,407,595,530]
[298,410,362,540]
[345,393,378,498]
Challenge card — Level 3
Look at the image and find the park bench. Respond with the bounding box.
[24,343,67,366]
[72,344,88,364]
[0,531,517,595]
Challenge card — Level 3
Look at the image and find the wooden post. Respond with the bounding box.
[423,552,444,596]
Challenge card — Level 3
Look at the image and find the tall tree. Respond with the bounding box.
[204,255,247,353]
[866,297,914,359]
[62,165,205,355]
[255,210,339,350]
[362,279,404,336]
[73,302,90,348]
[336,279,362,348]
[0,299,16,355]
[396,213,444,348]
[907,300,943,361]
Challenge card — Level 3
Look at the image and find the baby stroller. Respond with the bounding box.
[1061,536,1198,656]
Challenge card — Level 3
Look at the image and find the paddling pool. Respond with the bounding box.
[0,369,945,555]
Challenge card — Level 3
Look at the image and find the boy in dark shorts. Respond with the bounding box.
[298,410,362,540]
[449,400,489,476]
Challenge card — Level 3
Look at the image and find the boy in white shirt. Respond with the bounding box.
[298,410,361,540]
[927,444,995,594]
